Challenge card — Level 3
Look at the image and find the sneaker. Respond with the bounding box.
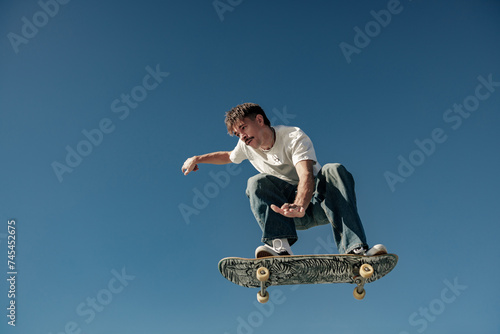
[349,246,368,255]
[365,244,388,256]
[255,239,293,258]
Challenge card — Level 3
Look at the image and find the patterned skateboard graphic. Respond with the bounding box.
[219,254,398,288]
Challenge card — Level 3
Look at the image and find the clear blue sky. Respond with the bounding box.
[1,0,499,333]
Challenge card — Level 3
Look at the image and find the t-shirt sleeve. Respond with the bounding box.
[229,140,248,164]
[289,129,318,166]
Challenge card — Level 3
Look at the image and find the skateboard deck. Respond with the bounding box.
[218,253,398,302]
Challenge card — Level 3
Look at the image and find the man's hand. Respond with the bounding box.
[181,157,199,175]
[271,203,306,218]
[270,160,315,218]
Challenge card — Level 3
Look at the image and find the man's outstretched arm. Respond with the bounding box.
[181,151,232,175]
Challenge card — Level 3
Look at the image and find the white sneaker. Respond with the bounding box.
[349,246,368,255]
[255,239,294,258]
[365,244,388,256]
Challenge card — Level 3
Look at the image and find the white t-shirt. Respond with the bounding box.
[229,125,321,185]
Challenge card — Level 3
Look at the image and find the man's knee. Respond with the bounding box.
[321,163,345,175]
[246,174,271,197]
[320,163,355,185]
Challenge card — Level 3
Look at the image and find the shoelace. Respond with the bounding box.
[351,246,367,255]
[272,239,285,253]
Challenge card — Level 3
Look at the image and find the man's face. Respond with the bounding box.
[232,115,265,149]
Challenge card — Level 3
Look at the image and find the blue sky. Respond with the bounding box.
[1,0,499,333]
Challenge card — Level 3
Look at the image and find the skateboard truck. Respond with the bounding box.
[352,263,374,300]
[255,263,374,303]
[256,267,270,303]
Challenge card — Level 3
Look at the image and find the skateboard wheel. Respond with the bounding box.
[353,287,366,300]
[360,263,374,279]
[256,267,270,282]
[257,291,269,304]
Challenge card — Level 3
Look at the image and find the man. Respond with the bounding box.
[181,103,387,258]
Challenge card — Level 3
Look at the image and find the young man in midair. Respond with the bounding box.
[181,103,386,258]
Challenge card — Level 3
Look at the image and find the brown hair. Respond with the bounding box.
[224,103,271,135]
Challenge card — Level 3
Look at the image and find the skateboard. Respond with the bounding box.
[218,253,398,303]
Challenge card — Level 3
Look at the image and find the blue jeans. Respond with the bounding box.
[245,163,368,254]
